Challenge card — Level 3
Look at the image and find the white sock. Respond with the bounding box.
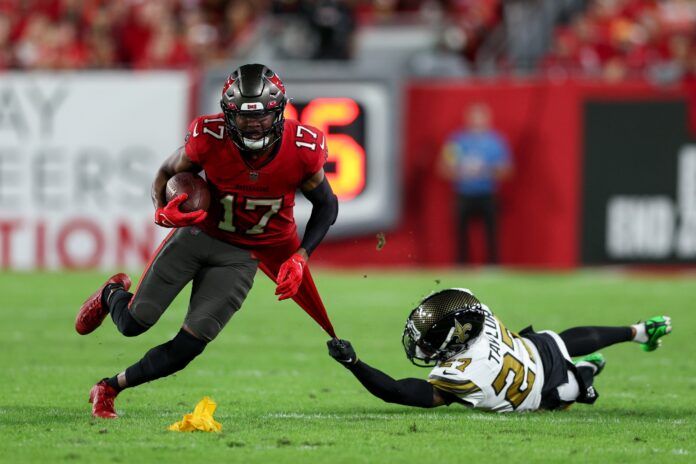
[631,323,648,343]
[575,361,598,375]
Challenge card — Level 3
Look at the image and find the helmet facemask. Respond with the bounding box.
[403,288,487,367]
[220,64,287,153]
[402,319,439,367]
[222,107,284,152]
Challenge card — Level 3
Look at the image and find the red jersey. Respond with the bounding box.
[184,113,327,248]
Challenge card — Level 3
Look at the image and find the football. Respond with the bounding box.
[166,172,211,212]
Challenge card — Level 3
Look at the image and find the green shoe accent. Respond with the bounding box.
[574,352,606,376]
[641,316,672,352]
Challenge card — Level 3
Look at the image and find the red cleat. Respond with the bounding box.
[89,380,120,419]
[75,273,131,335]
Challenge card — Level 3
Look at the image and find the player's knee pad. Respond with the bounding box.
[120,315,149,337]
[185,316,227,343]
[128,299,166,328]
[108,290,150,337]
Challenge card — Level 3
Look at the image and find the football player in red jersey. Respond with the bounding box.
[74,64,339,418]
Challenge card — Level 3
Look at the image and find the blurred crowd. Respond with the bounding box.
[357,0,502,64]
[271,0,500,62]
[0,0,262,70]
[0,0,505,70]
[0,0,694,82]
[542,0,696,82]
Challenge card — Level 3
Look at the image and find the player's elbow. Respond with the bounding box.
[310,190,338,225]
[327,193,338,225]
[372,387,404,405]
[304,178,339,225]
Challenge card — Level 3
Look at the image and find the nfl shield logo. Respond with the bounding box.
[249,171,259,182]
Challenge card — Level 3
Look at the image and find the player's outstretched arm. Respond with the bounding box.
[327,339,453,408]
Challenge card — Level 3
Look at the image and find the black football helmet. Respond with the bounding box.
[402,288,488,367]
[220,63,288,152]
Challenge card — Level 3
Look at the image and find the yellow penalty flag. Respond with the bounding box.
[168,396,222,433]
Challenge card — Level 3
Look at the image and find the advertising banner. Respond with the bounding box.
[0,72,189,270]
[582,100,696,264]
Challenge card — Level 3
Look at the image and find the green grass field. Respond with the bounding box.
[1,269,694,463]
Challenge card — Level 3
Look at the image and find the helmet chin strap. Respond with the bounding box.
[437,327,456,353]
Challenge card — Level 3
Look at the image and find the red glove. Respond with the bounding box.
[275,253,306,301]
[154,194,207,228]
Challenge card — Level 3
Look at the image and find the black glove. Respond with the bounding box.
[327,338,358,365]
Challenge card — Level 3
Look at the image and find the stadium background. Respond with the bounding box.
[2,0,696,270]
[1,1,695,463]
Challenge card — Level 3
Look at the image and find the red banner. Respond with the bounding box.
[313,79,696,268]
